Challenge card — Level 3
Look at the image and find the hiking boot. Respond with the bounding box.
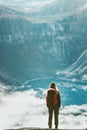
[55,125,58,129]
[49,124,52,129]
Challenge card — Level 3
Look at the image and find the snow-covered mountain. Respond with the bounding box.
[64,50,87,80]
[0,0,87,87]
[0,0,87,85]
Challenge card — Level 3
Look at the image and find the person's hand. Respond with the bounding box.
[59,107,61,109]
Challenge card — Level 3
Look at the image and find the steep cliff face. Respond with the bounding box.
[0,0,87,85]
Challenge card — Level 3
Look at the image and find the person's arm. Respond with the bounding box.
[46,91,48,107]
[58,92,61,108]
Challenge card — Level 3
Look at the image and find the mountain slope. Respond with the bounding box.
[64,50,87,78]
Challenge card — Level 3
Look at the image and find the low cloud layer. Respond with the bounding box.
[0,88,87,130]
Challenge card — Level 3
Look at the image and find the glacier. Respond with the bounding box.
[0,0,87,129]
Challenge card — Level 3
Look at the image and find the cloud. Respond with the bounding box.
[0,89,87,130]
[82,75,87,80]
[77,3,87,12]
[0,89,47,129]
[60,105,87,129]
[0,0,57,9]
[82,86,87,91]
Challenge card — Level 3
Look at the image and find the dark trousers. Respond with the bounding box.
[48,105,59,128]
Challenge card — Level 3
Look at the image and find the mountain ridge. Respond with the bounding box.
[64,50,87,78]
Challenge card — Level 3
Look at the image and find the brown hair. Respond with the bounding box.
[50,82,56,89]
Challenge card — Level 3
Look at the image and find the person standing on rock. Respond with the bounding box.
[46,82,61,129]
